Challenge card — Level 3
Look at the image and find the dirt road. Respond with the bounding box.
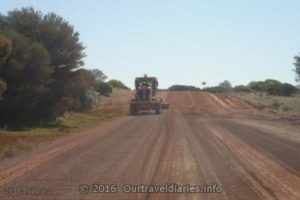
[0,91,299,200]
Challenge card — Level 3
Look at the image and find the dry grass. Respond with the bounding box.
[0,89,132,160]
[100,88,133,106]
[0,128,63,159]
[232,92,300,115]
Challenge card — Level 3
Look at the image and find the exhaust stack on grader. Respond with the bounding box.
[129,75,169,115]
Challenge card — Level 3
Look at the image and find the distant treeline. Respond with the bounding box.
[169,85,201,91]
[234,80,298,96]
[205,79,298,96]
[0,8,128,129]
[169,80,299,97]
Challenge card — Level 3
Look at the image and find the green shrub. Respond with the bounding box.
[107,79,129,89]
[271,100,281,110]
[247,80,297,96]
[95,82,112,96]
[234,85,251,93]
[80,90,100,111]
[203,86,231,93]
[279,83,297,96]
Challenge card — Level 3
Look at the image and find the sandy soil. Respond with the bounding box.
[0,91,299,200]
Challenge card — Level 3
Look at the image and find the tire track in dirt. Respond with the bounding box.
[217,119,300,175]
[184,114,262,200]
[0,117,133,187]
[207,122,300,200]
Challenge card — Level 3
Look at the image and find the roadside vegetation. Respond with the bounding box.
[234,92,300,115]
[0,88,132,160]
[168,80,300,115]
[230,80,300,115]
[203,79,300,115]
[0,8,129,129]
[0,8,131,159]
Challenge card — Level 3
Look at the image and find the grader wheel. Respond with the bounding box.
[129,103,139,115]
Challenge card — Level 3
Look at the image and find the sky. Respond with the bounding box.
[1,0,300,89]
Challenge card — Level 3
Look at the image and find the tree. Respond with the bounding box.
[3,8,85,70]
[248,81,265,92]
[234,85,251,93]
[169,85,200,91]
[263,79,282,95]
[219,80,232,89]
[0,35,10,97]
[1,7,87,119]
[294,54,300,82]
[279,83,297,96]
[90,69,107,82]
[107,79,129,89]
[95,82,112,96]
[0,8,103,126]
[52,69,95,115]
[71,69,96,111]
[248,79,297,96]
[0,35,12,64]
[0,30,52,127]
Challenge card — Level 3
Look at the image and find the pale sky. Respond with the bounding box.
[1,0,300,89]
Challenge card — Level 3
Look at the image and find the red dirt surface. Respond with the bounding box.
[0,91,299,200]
